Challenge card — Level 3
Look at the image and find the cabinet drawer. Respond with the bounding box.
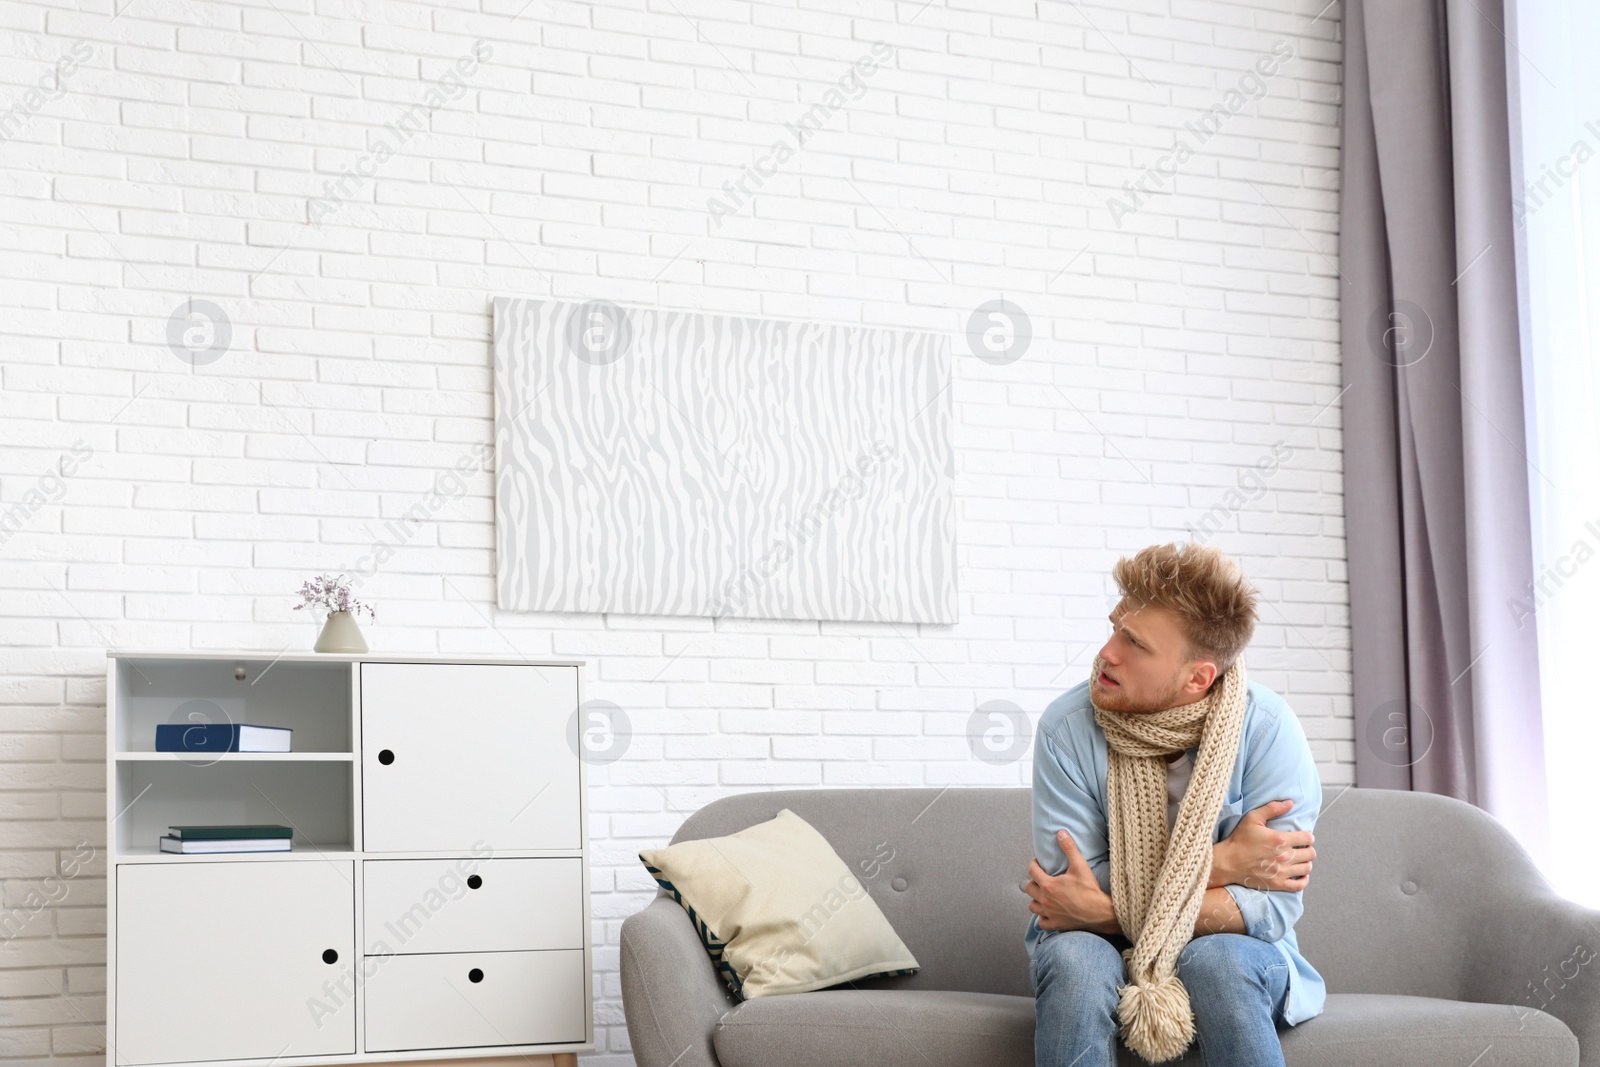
[364,857,582,955]
[360,662,580,853]
[363,949,586,1051]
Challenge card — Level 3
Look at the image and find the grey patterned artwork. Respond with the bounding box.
[492,297,957,624]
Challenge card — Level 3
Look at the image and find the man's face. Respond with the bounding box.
[1090,599,1216,714]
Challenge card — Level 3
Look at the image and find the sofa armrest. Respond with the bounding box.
[621,892,739,1067]
[1463,888,1600,1060]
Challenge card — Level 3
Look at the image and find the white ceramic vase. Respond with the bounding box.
[314,610,368,653]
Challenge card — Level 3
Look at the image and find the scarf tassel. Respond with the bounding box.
[1115,970,1196,1064]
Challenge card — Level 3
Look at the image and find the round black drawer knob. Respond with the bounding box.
[322,949,338,964]
[378,749,394,765]
[467,874,482,890]
[468,967,484,983]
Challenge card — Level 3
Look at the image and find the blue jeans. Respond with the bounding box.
[1031,930,1290,1067]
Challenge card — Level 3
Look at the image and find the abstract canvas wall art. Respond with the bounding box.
[492,297,956,624]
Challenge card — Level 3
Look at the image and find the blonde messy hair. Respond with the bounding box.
[1112,542,1259,674]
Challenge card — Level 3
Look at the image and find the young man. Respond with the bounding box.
[1023,543,1325,1067]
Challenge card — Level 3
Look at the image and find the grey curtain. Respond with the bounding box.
[1339,0,1550,868]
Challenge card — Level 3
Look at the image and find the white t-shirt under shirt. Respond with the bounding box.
[1166,751,1194,834]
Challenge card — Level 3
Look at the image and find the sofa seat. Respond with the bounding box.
[713,989,1034,1067]
[710,989,1579,1067]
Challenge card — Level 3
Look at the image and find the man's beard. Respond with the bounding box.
[1090,661,1189,714]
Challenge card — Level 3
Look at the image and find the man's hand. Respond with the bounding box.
[1026,829,1121,936]
[1209,798,1315,892]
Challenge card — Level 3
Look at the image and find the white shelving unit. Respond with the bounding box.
[106,651,592,1067]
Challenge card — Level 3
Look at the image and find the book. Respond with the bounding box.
[154,723,292,753]
[159,836,293,854]
[167,824,293,840]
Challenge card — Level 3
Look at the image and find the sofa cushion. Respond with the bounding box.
[639,807,919,1001]
[713,989,1034,1067]
[710,989,1579,1067]
[1274,993,1579,1067]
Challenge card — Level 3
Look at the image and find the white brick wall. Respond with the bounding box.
[0,0,1347,1062]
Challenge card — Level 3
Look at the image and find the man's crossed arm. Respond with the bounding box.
[1024,798,1316,939]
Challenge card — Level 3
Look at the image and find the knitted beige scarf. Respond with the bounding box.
[1090,654,1248,1064]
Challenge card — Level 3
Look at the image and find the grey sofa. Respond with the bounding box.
[620,786,1600,1067]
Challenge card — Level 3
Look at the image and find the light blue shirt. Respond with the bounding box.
[1025,677,1327,1026]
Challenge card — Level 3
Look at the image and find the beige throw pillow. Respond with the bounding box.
[638,808,920,999]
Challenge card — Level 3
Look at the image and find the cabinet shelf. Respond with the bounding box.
[115,751,355,761]
[118,843,359,863]
[111,655,353,753]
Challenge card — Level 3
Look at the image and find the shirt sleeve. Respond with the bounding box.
[1032,717,1113,897]
[1221,703,1323,943]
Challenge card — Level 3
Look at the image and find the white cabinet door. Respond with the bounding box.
[360,663,580,852]
[115,861,355,1065]
[363,857,583,954]
[363,949,586,1051]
